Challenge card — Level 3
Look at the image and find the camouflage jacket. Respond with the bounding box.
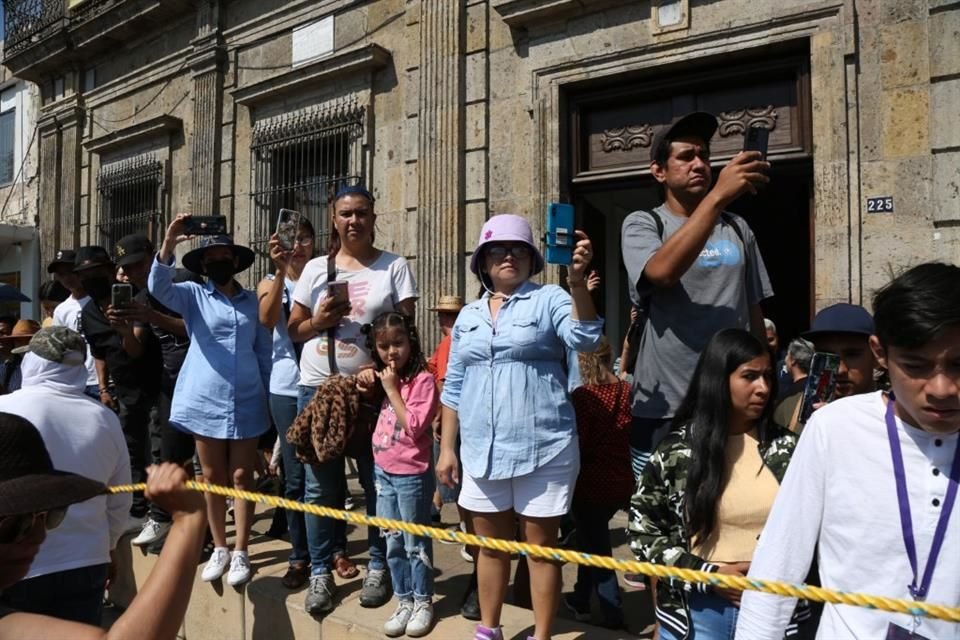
[627,423,802,639]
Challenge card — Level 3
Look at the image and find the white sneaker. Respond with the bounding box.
[460,545,474,563]
[405,600,435,637]
[124,514,146,535]
[131,518,171,547]
[201,547,230,582]
[383,600,414,637]
[226,550,252,586]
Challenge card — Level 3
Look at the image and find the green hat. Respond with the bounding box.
[12,326,87,366]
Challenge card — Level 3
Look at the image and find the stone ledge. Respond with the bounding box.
[231,44,392,107]
[491,0,628,29]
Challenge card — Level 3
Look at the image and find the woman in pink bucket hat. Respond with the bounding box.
[436,213,602,640]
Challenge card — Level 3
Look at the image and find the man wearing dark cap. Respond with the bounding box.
[75,243,163,531]
[0,413,207,639]
[0,327,130,624]
[48,249,99,398]
[620,112,774,482]
[803,303,878,400]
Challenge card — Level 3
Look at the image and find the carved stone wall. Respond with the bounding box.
[188,0,226,215]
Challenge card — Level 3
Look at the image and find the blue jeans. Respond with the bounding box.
[84,385,100,400]
[658,592,739,640]
[0,563,109,625]
[270,392,309,565]
[375,466,435,601]
[571,503,623,626]
[298,385,386,576]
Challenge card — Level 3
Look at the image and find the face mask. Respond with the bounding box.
[81,276,112,301]
[205,260,235,286]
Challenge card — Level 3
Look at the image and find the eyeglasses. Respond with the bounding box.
[486,245,532,262]
[0,507,68,545]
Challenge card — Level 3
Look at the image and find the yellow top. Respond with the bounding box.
[691,428,780,563]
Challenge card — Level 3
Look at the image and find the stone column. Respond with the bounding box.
[188,0,225,216]
[37,99,84,265]
[416,0,466,346]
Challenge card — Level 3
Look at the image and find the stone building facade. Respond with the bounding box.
[2,0,957,345]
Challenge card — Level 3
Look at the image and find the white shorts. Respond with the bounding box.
[458,439,580,518]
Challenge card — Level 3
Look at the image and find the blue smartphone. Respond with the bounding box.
[545,203,575,265]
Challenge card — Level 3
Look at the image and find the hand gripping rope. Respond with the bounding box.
[108,481,960,624]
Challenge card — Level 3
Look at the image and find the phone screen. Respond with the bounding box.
[111,284,133,309]
[328,281,349,305]
[743,126,770,160]
[798,352,841,425]
[276,209,302,251]
[185,216,227,236]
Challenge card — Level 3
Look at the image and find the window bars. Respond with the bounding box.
[248,100,365,284]
[96,154,164,250]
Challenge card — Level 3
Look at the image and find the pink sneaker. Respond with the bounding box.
[473,624,503,640]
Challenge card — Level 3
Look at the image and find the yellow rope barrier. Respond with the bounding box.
[109,481,960,624]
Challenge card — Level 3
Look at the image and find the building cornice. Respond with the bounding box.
[231,43,390,107]
[83,114,183,154]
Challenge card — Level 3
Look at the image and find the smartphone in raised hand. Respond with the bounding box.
[545,203,575,266]
[798,351,841,425]
[276,209,302,251]
[111,283,133,309]
[743,126,770,160]
[183,215,227,236]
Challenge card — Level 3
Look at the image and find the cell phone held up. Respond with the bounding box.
[743,126,770,160]
[798,351,841,426]
[111,283,133,309]
[545,203,575,266]
[276,209,302,251]
[184,215,227,236]
[328,281,349,306]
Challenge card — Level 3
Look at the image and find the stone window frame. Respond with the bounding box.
[95,151,167,250]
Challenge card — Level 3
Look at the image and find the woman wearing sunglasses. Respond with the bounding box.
[436,214,602,640]
[0,412,208,640]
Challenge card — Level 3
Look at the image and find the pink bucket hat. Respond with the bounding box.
[469,214,545,276]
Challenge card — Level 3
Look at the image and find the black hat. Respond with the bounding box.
[73,246,113,273]
[46,249,77,274]
[802,303,875,340]
[181,235,255,277]
[650,112,719,163]
[0,412,106,518]
[114,234,155,267]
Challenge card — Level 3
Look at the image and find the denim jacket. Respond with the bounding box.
[440,281,603,480]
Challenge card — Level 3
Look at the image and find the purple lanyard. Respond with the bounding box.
[885,395,960,601]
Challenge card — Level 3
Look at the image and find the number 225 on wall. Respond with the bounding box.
[866,196,894,213]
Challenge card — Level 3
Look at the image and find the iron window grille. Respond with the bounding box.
[249,100,365,284]
[96,153,165,250]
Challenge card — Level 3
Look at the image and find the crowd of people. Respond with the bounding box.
[0,111,957,640]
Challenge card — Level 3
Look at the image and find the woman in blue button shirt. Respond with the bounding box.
[149,213,272,588]
[436,214,602,640]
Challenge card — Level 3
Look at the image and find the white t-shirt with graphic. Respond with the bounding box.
[51,295,98,387]
[293,251,418,387]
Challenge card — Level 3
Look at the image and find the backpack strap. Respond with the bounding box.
[326,255,338,375]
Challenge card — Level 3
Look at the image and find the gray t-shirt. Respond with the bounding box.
[621,204,774,419]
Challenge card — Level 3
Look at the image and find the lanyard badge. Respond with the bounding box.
[884,395,960,638]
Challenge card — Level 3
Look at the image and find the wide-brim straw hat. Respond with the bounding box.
[429,295,464,313]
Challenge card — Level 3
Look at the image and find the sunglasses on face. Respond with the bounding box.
[486,245,532,262]
[0,507,68,545]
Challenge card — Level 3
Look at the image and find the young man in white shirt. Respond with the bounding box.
[47,250,99,399]
[736,262,960,640]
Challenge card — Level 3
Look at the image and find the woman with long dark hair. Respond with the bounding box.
[628,328,804,640]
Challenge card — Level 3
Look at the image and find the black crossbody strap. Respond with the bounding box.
[326,255,338,374]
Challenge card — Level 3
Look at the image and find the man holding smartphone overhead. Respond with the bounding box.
[620,112,774,483]
[76,240,163,530]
